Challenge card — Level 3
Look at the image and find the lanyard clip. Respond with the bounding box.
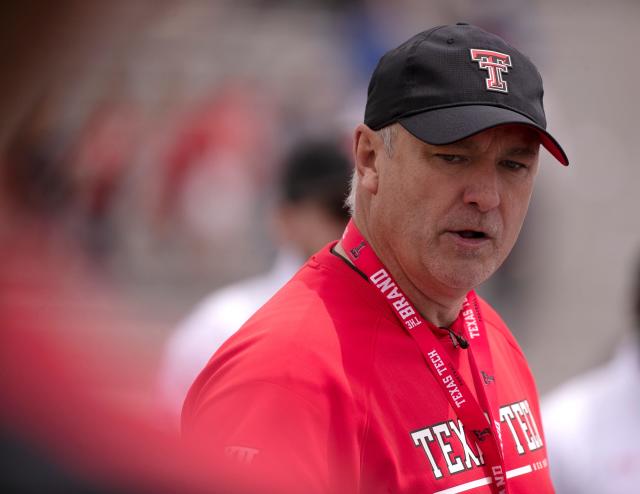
[447,328,469,349]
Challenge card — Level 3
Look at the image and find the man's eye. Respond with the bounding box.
[502,160,528,171]
[437,154,467,164]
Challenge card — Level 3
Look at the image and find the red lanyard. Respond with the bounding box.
[341,220,509,493]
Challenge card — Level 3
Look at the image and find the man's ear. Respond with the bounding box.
[353,123,381,195]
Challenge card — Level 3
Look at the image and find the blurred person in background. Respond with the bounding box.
[158,139,352,420]
[542,255,640,493]
[154,81,279,268]
[1,99,76,231]
[182,24,569,494]
[69,95,142,262]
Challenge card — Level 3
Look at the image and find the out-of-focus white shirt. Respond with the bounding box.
[542,336,640,493]
[158,250,304,424]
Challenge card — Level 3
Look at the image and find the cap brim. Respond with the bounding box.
[399,105,569,166]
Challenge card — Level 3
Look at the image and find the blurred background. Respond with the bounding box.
[2,0,640,425]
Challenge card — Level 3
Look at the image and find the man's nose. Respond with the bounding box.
[462,163,500,212]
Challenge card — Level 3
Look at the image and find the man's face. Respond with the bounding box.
[367,124,540,294]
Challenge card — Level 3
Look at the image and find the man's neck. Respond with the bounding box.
[333,240,465,328]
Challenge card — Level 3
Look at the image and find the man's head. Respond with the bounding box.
[350,23,567,297]
[275,139,352,257]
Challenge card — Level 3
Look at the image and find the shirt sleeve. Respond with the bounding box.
[182,378,361,494]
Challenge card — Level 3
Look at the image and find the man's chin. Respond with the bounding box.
[435,260,498,292]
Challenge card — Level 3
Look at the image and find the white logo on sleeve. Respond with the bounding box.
[225,446,260,464]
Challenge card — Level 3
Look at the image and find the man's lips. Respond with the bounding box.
[454,230,488,239]
[446,228,494,238]
[443,228,495,246]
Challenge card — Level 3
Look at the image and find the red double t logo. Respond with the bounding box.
[470,49,512,93]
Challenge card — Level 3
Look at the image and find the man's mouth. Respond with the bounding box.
[454,230,488,239]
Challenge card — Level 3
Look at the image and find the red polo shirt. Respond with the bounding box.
[183,243,553,494]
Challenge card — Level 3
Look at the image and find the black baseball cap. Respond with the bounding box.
[364,23,568,165]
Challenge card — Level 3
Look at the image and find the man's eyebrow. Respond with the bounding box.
[504,146,539,157]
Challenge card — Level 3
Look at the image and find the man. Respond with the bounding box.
[542,256,640,493]
[183,23,569,494]
[159,140,351,420]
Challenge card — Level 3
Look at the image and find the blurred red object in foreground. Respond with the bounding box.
[0,224,229,493]
[0,328,224,493]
